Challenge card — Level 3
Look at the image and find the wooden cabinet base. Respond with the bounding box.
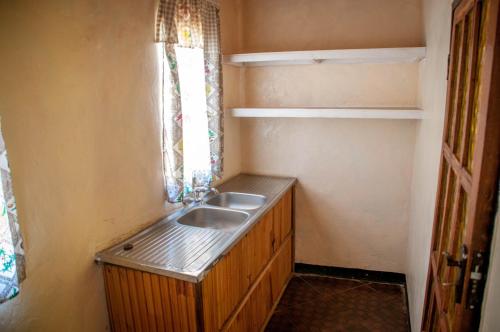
[224,236,292,332]
[103,265,198,332]
[102,188,294,332]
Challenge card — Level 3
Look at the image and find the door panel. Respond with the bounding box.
[422,0,500,331]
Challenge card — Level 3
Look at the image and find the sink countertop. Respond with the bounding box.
[95,174,296,283]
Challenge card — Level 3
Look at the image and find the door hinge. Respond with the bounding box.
[466,251,487,310]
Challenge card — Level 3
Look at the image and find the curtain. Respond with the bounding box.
[156,0,223,203]
[0,119,25,303]
[202,0,223,180]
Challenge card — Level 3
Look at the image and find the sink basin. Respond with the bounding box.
[206,192,267,210]
[176,206,249,232]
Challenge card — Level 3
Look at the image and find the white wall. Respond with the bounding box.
[406,0,452,330]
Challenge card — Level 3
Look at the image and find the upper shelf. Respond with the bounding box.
[224,47,426,67]
[231,107,424,120]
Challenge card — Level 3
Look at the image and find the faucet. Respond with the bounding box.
[182,185,219,206]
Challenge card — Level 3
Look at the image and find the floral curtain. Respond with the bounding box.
[202,1,224,180]
[156,0,223,203]
[0,119,25,303]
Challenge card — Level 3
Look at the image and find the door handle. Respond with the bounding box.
[442,244,468,304]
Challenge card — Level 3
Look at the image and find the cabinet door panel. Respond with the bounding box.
[273,190,293,251]
[201,209,274,331]
[270,236,293,304]
[103,265,198,332]
[225,236,293,332]
[225,270,273,332]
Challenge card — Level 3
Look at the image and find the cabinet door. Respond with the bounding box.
[225,270,273,332]
[103,265,198,332]
[272,189,293,252]
[201,210,274,331]
[225,236,293,332]
[270,236,293,304]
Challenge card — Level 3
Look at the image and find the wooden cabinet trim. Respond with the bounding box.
[221,232,293,331]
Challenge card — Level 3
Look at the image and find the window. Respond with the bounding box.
[175,46,212,191]
[156,0,223,203]
[0,123,24,303]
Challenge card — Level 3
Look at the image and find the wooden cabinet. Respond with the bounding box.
[102,188,294,332]
[225,237,292,332]
[103,265,199,332]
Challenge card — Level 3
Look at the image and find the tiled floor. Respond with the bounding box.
[265,274,410,332]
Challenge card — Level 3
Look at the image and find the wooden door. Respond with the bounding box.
[422,0,500,331]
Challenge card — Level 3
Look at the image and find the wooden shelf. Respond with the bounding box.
[224,47,426,67]
[230,107,424,120]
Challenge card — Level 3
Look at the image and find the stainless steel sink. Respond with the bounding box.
[206,192,267,210]
[176,206,249,232]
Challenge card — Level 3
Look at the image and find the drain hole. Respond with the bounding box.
[123,243,134,251]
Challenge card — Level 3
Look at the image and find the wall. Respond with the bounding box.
[405,0,451,329]
[0,0,240,330]
[238,0,423,272]
[242,119,417,271]
[240,0,423,52]
[220,0,243,179]
[480,188,500,332]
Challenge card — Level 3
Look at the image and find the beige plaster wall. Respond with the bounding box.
[241,118,417,271]
[238,0,423,272]
[244,63,419,108]
[241,63,419,272]
[220,0,244,182]
[405,0,451,330]
[0,0,240,330]
[220,0,244,54]
[240,0,424,52]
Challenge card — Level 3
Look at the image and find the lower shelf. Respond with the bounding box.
[230,107,424,120]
